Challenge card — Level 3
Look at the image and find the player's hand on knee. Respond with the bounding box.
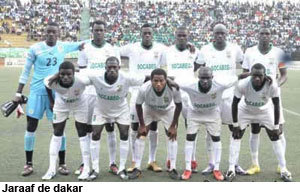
[137,124,147,138]
[232,126,242,139]
[168,126,177,141]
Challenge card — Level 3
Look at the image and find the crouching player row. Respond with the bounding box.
[42,57,149,180]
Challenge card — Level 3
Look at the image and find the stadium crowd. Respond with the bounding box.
[0,0,299,53]
[0,0,82,41]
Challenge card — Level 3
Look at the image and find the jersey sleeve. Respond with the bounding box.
[119,44,131,57]
[235,45,244,64]
[19,47,35,84]
[77,50,88,68]
[172,88,182,104]
[63,41,84,54]
[77,73,91,86]
[270,83,280,98]
[195,50,205,65]
[135,87,145,105]
[234,81,244,99]
[126,73,145,87]
[277,48,287,69]
[241,49,251,70]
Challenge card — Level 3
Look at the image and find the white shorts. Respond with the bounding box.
[130,88,139,123]
[186,109,222,137]
[143,105,175,129]
[86,94,96,125]
[92,106,130,126]
[53,98,88,124]
[238,106,275,130]
[53,109,88,124]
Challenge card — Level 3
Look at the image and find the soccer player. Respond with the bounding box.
[119,24,167,172]
[129,68,182,180]
[241,27,288,175]
[178,67,237,181]
[163,26,199,172]
[42,61,90,180]
[76,20,121,175]
[230,63,292,182]
[12,22,83,176]
[195,23,245,176]
[82,56,147,180]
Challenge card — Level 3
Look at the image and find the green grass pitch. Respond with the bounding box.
[0,67,299,182]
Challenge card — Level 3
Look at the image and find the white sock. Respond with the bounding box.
[185,140,194,171]
[135,138,146,169]
[271,140,286,171]
[168,140,178,170]
[130,130,138,162]
[107,131,117,165]
[206,133,214,165]
[148,130,158,163]
[279,132,286,157]
[119,140,129,171]
[49,135,62,172]
[212,141,222,170]
[249,133,260,166]
[192,135,197,161]
[90,140,100,173]
[229,137,241,171]
[79,135,90,172]
[80,132,91,165]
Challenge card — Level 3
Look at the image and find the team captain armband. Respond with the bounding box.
[278,62,286,69]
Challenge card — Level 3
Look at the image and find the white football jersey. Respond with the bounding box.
[164,45,198,80]
[136,81,182,111]
[44,74,87,111]
[82,71,145,118]
[234,77,279,113]
[242,45,285,81]
[119,42,166,75]
[179,78,237,113]
[78,40,120,95]
[196,42,243,80]
[196,42,243,98]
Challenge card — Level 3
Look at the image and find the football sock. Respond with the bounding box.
[90,140,100,173]
[79,135,90,172]
[279,132,286,156]
[212,141,222,170]
[135,138,145,169]
[49,135,62,172]
[24,131,35,164]
[107,131,117,165]
[185,140,194,171]
[130,130,138,162]
[229,137,241,171]
[148,130,158,163]
[119,140,129,171]
[205,133,214,165]
[192,135,197,161]
[168,140,178,170]
[271,140,286,171]
[249,133,260,166]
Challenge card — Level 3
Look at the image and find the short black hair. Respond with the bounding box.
[59,61,75,73]
[47,22,59,27]
[105,56,119,66]
[141,23,152,29]
[151,68,167,80]
[92,20,107,28]
[251,63,266,73]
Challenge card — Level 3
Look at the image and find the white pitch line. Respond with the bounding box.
[283,108,300,117]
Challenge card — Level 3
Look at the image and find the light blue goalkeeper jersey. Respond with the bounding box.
[19,41,82,95]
